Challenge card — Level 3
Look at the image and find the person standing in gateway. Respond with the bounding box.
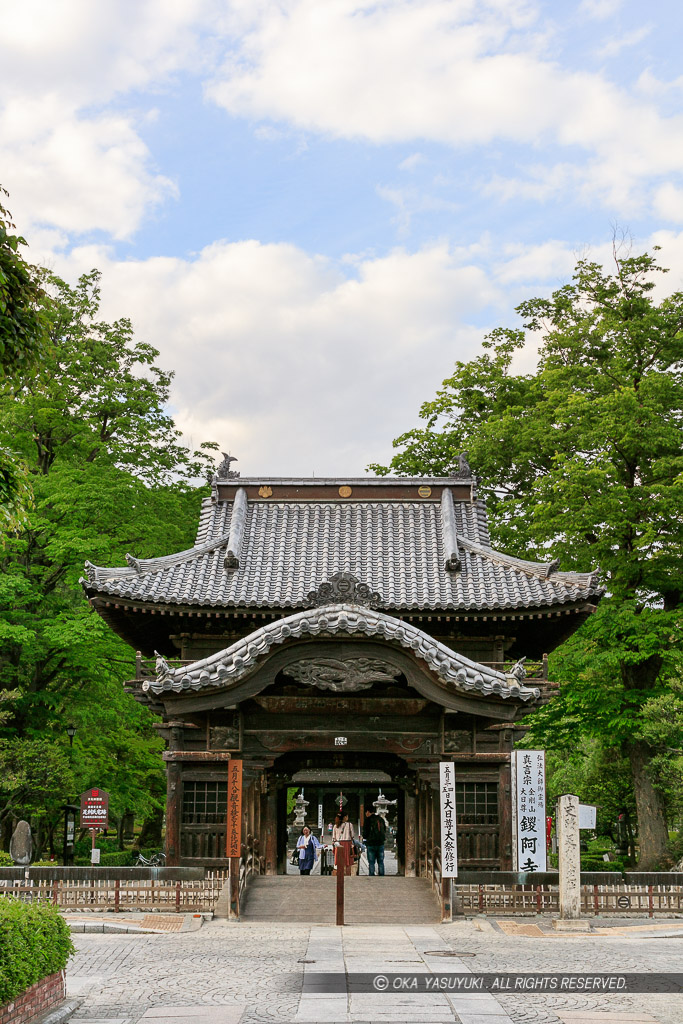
[363,808,386,876]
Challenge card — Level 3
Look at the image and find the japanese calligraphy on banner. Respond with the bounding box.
[226,759,243,858]
[439,761,458,878]
[511,750,547,872]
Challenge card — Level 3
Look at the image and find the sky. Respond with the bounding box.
[2,0,683,477]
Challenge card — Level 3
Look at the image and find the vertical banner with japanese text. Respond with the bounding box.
[226,759,243,858]
[511,750,546,872]
[439,761,458,878]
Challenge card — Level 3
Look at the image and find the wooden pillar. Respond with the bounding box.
[164,724,184,866]
[499,758,512,870]
[404,789,417,877]
[264,784,278,875]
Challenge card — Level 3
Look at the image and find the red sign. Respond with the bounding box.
[226,761,242,858]
[80,788,109,829]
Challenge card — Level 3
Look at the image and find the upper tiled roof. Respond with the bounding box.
[82,478,602,613]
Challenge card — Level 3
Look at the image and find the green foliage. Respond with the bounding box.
[374,246,683,866]
[580,858,625,873]
[0,268,216,858]
[97,850,135,867]
[0,187,45,378]
[0,899,74,1004]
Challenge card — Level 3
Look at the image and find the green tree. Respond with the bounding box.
[0,187,47,531]
[371,247,683,867]
[0,269,217,856]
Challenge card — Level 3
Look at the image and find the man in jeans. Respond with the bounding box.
[363,808,386,876]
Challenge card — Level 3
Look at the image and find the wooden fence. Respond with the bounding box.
[0,870,226,914]
[456,883,683,917]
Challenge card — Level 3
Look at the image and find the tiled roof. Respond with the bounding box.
[82,482,602,613]
[146,605,541,703]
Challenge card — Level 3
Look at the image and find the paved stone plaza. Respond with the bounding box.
[66,917,683,1024]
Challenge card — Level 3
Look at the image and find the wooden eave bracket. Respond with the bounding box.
[440,487,461,572]
[224,487,248,570]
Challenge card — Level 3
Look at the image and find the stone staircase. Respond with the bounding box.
[240,875,441,924]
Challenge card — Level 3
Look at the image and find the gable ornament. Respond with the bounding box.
[283,656,401,692]
[306,571,382,608]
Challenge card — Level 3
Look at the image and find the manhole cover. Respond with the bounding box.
[424,950,476,957]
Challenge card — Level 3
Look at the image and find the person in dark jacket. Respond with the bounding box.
[363,809,386,876]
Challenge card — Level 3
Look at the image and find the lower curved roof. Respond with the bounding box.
[145,603,540,704]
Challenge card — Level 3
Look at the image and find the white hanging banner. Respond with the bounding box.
[511,750,547,872]
[439,761,458,878]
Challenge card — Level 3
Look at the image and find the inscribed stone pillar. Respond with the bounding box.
[557,794,581,920]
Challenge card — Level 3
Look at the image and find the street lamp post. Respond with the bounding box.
[63,723,77,864]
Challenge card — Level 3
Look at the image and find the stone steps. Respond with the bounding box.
[240,875,441,924]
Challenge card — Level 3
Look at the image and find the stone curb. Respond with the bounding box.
[32,997,83,1024]
[67,913,203,934]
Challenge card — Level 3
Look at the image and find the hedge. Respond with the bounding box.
[0,899,75,1004]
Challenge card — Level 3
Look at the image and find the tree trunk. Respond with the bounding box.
[623,739,669,869]
[620,655,669,869]
[137,807,163,850]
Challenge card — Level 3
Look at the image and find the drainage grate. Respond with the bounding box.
[424,950,476,957]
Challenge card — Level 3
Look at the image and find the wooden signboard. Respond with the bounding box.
[79,788,109,829]
[439,762,458,878]
[226,760,243,858]
[511,750,547,872]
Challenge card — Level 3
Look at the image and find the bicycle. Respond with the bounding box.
[134,851,166,866]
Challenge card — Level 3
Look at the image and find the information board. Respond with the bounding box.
[511,751,547,872]
[226,759,243,858]
[79,788,109,829]
[439,761,458,878]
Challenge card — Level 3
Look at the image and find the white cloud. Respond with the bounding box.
[595,24,652,59]
[48,239,504,474]
[205,0,683,215]
[653,184,683,224]
[0,98,176,240]
[399,153,426,172]
[0,0,214,238]
[578,0,622,19]
[38,228,683,475]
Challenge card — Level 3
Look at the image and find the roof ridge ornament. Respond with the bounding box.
[449,451,472,479]
[307,571,382,608]
[216,452,240,479]
[154,651,175,683]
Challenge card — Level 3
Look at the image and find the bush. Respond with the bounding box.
[73,836,122,859]
[580,857,625,873]
[98,851,134,867]
[0,899,74,1004]
[0,852,12,867]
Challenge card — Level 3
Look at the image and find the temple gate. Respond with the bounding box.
[83,467,602,917]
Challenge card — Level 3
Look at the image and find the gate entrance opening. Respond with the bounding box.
[275,759,403,874]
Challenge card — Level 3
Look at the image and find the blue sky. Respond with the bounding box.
[2,0,683,475]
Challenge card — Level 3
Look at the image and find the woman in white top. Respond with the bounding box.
[296,826,321,875]
[332,812,355,874]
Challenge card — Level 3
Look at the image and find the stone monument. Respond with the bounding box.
[10,820,33,865]
[553,794,584,930]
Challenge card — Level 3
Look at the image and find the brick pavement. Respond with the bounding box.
[67,918,683,1024]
